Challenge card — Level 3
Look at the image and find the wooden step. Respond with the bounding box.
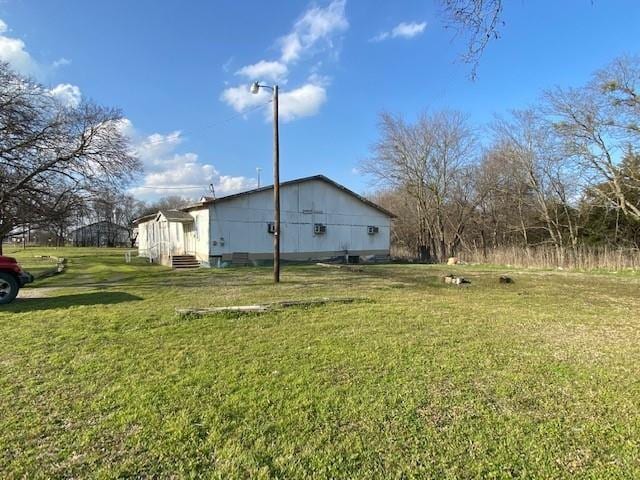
[171,255,200,269]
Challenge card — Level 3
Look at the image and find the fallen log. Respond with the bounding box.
[176,297,361,317]
[315,263,364,272]
[176,305,269,315]
[275,298,358,308]
[32,257,67,280]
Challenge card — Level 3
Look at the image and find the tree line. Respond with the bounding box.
[365,55,640,266]
[0,61,193,251]
[0,61,141,253]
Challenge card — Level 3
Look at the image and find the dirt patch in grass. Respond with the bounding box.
[16,287,59,299]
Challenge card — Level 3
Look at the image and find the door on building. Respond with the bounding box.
[184,223,197,255]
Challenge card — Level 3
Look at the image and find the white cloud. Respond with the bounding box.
[220,84,271,113]
[280,33,303,65]
[279,0,348,63]
[52,57,71,69]
[278,83,327,122]
[371,21,427,42]
[235,60,288,82]
[307,72,331,87]
[135,130,183,170]
[49,83,82,108]
[0,18,40,76]
[220,1,346,123]
[123,121,256,200]
[220,81,327,123]
[393,21,427,38]
[130,160,255,200]
[0,18,72,77]
[217,175,255,194]
[222,56,234,73]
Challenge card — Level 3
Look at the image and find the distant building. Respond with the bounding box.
[71,221,130,247]
[134,175,394,267]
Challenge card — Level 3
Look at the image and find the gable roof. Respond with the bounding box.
[132,213,157,225]
[157,210,194,223]
[182,175,396,218]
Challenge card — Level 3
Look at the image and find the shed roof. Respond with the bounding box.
[132,213,157,225]
[157,210,194,223]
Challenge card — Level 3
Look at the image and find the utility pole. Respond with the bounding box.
[256,167,262,188]
[272,85,280,283]
[250,81,281,283]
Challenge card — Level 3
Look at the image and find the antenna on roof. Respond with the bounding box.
[209,183,216,201]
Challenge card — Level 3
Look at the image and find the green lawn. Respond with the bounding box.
[1,247,640,478]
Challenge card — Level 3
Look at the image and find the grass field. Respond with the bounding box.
[1,247,640,478]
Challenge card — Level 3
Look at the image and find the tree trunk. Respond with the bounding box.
[480,228,488,261]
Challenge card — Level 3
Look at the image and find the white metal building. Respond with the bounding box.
[134,175,394,267]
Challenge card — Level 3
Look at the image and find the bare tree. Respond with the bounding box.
[547,55,640,221]
[138,195,192,217]
[363,111,477,262]
[364,55,639,266]
[0,62,140,253]
[491,110,583,262]
[440,0,504,79]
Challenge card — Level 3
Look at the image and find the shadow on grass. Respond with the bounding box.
[4,291,142,312]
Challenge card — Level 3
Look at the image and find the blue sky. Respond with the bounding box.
[1,0,639,201]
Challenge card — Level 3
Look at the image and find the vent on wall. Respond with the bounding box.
[367,226,379,235]
[267,222,276,234]
[314,223,327,234]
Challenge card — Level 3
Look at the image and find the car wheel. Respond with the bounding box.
[0,272,19,305]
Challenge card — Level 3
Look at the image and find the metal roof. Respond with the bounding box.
[157,210,194,222]
[182,174,396,218]
[132,213,157,225]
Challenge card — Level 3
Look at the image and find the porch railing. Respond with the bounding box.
[137,241,174,263]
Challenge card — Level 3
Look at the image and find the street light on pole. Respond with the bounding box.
[250,81,280,283]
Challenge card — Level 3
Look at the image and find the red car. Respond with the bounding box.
[0,255,34,304]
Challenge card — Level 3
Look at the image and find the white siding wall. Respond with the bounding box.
[137,222,149,253]
[189,208,210,262]
[137,211,210,265]
[208,179,390,259]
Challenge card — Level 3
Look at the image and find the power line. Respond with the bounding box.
[206,100,273,129]
[134,185,208,190]
[129,100,272,149]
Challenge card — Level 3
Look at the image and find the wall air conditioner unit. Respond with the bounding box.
[267,222,276,234]
[314,223,327,234]
[367,226,379,235]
